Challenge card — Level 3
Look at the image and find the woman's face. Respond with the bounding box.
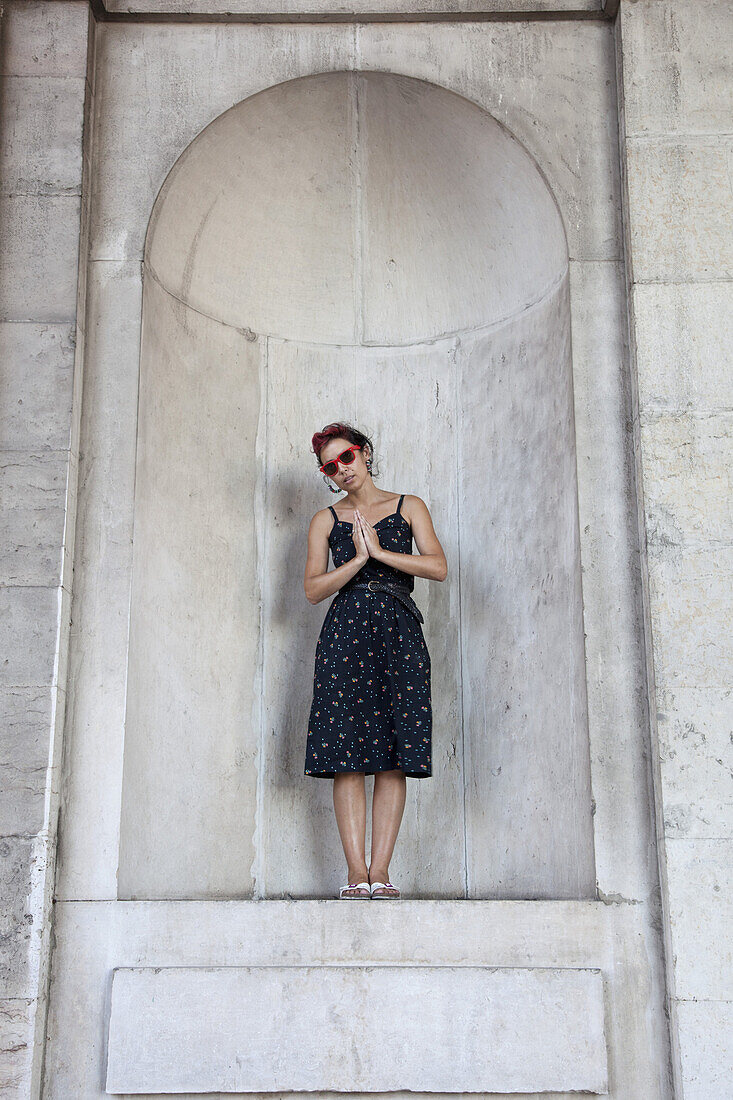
[319,437,370,492]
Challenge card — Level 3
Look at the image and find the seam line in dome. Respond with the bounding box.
[144,258,570,350]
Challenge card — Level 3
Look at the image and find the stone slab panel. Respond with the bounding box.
[459,274,595,899]
[0,194,81,322]
[656,684,733,839]
[632,281,733,414]
[0,450,69,586]
[0,76,85,196]
[0,688,54,837]
[676,999,733,1100]
[105,0,602,12]
[625,137,733,283]
[639,411,732,550]
[568,260,654,901]
[619,0,733,137]
[0,586,60,689]
[42,899,671,1099]
[54,262,143,902]
[0,323,76,452]
[105,965,608,1094]
[0,0,89,78]
[146,71,358,345]
[665,838,732,1002]
[0,835,47,998]
[0,998,35,1099]
[646,545,732,695]
[259,337,464,900]
[117,275,262,900]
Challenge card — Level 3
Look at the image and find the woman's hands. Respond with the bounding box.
[352,509,382,562]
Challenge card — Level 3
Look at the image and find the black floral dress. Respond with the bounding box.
[305,494,432,779]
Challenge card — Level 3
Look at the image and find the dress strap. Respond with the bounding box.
[328,504,339,529]
[397,493,405,515]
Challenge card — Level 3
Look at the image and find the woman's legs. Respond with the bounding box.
[369,769,406,889]
[333,772,369,895]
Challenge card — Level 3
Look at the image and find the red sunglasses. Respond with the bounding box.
[319,445,363,477]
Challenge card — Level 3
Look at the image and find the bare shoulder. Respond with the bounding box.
[309,505,335,532]
[401,494,431,520]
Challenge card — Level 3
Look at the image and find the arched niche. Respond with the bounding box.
[117,70,595,901]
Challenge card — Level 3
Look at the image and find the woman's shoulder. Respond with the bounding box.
[310,504,337,530]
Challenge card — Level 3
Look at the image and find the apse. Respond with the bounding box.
[117,70,594,901]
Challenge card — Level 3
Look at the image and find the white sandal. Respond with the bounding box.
[370,880,400,899]
[338,881,371,900]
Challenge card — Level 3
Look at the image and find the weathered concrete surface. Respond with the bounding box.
[121,71,589,902]
[44,898,665,1098]
[146,71,566,345]
[105,965,608,1093]
[104,0,604,14]
[616,1,733,1095]
[117,274,264,900]
[0,4,685,1096]
[0,3,92,1097]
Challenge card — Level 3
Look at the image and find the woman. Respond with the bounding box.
[303,422,447,900]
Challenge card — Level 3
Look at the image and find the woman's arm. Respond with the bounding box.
[371,495,447,582]
[303,509,369,605]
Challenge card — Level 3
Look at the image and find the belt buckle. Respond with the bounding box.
[367,580,378,592]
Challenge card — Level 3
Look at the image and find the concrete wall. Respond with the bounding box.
[116,70,593,901]
[1,0,728,1096]
[0,2,92,1094]
[616,2,733,1095]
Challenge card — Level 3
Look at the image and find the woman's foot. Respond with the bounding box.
[340,865,370,898]
[369,866,400,898]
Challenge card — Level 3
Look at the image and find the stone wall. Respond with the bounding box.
[616,2,733,1095]
[0,2,92,1094]
[0,1,729,1097]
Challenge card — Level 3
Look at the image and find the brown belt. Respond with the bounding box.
[344,580,424,624]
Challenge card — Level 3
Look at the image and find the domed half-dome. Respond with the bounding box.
[145,70,567,346]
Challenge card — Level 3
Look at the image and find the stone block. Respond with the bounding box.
[676,998,733,1100]
[0,835,47,998]
[53,262,142,902]
[104,0,600,13]
[0,194,81,322]
[360,19,622,263]
[646,545,732,693]
[640,411,732,549]
[633,281,733,414]
[626,137,733,282]
[0,687,54,836]
[0,998,35,1098]
[0,450,69,586]
[0,0,89,78]
[620,0,733,136]
[105,964,608,1094]
[0,323,76,451]
[89,24,355,263]
[0,76,85,196]
[568,260,653,901]
[656,684,733,839]
[0,586,60,690]
[665,837,732,1001]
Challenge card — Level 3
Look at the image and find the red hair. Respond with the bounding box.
[311,422,360,465]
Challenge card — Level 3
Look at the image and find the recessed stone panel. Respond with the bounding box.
[105,964,608,1094]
